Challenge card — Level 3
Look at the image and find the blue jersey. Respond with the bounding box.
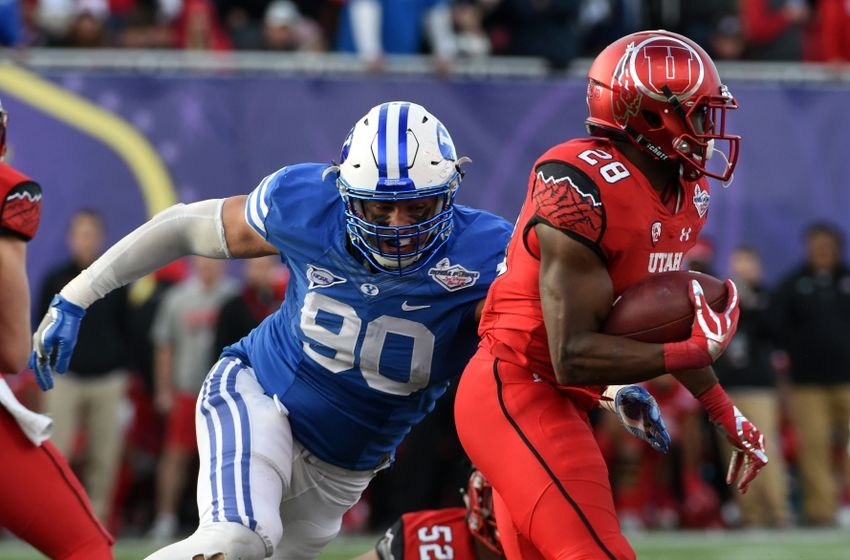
[224,163,512,470]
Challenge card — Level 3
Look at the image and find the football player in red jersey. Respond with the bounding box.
[355,382,672,560]
[455,30,768,560]
[0,98,114,558]
[354,470,504,560]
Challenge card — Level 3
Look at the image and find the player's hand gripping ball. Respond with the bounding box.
[602,270,729,343]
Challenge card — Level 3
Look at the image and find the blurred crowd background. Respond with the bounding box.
[1,0,849,69]
[2,0,850,551]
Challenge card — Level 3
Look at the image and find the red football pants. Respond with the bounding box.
[455,350,635,560]
[0,407,114,559]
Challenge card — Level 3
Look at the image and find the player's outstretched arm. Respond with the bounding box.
[30,195,277,390]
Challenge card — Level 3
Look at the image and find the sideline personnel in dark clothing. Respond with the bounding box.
[772,222,850,526]
[37,209,130,521]
[715,246,789,527]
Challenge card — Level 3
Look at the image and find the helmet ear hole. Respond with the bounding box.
[641,109,662,129]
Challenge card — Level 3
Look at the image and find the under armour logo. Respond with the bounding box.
[680,227,691,242]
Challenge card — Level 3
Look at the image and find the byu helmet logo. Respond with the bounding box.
[436,122,456,160]
[340,127,354,164]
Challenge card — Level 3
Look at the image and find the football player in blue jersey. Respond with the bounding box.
[30,101,512,560]
[30,101,671,560]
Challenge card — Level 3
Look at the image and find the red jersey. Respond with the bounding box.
[479,138,708,388]
[0,162,42,241]
[375,507,478,560]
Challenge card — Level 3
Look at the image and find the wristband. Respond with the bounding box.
[696,383,733,421]
[662,340,712,372]
[50,294,86,317]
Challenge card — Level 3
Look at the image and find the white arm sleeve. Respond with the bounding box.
[60,198,231,309]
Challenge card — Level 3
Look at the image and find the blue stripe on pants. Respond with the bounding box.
[200,360,228,522]
[200,358,257,530]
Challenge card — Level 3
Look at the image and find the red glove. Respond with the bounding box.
[698,384,768,493]
[663,279,740,372]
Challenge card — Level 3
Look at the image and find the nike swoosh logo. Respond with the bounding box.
[401,301,431,311]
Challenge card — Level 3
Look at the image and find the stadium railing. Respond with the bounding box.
[6,48,850,83]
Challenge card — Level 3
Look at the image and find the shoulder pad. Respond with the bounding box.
[530,159,605,247]
[1,180,42,240]
[0,163,33,195]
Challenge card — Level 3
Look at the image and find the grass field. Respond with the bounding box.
[1,529,849,560]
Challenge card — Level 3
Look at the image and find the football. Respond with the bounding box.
[602,270,729,343]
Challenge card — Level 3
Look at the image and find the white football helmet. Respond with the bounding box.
[332,101,468,275]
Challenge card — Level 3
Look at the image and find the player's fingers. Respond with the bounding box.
[692,280,724,334]
[37,331,51,361]
[643,395,669,453]
[690,280,718,335]
[55,339,73,374]
[33,360,53,391]
[720,280,740,334]
[751,437,769,464]
[39,317,60,362]
[723,279,739,316]
[639,402,668,453]
[726,450,743,486]
[737,457,764,494]
[31,330,43,361]
[651,424,671,454]
[689,280,706,310]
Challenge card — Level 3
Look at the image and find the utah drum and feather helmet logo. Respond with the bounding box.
[611,36,706,127]
[650,221,662,246]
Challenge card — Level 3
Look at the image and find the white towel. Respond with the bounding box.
[0,378,53,446]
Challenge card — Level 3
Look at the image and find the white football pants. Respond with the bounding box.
[145,357,376,560]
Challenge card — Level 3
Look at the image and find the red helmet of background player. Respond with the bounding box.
[585,29,740,182]
[465,470,502,556]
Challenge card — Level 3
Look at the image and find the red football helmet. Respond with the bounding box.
[464,470,503,556]
[585,30,740,182]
